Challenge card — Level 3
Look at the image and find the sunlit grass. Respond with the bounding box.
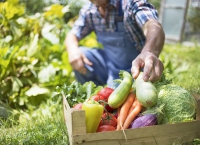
[0,98,69,145]
[161,43,200,94]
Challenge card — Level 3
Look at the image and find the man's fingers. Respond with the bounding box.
[150,60,164,82]
[72,59,87,74]
[143,57,154,81]
[131,59,142,79]
[132,51,164,82]
[147,59,164,82]
[82,54,93,66]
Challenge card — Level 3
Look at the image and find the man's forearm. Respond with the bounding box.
[142,19,165,57]
[65,32,79,53]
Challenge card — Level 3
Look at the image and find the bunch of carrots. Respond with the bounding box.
[117,92,143,130]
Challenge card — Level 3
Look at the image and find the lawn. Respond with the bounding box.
[0,43,200,145]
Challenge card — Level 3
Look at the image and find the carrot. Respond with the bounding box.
[127,97,138,115]
[116,107,121,130]
[123,101,143,129]
[118,93,135,128]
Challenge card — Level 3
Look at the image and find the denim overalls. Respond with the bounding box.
[74,0,141,86]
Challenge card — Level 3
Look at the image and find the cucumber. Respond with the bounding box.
[108,70,133,109]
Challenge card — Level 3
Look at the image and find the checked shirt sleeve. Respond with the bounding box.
[70,4,93,41]
[128,0,158,28]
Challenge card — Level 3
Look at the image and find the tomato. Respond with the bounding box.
[97,87,114,101]
[90,95,105,102]
[97,125,116,132]
[90,95,106,106]
[96,87,115,112]
[73,103,83,109]
[90,93,115,113]
[105,104,115,112]
[99,112,117,127]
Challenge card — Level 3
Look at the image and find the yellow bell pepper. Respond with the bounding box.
[82,100,104,133]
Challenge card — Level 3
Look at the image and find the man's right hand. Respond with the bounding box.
[68,49,93,74]
[65,32,93,74]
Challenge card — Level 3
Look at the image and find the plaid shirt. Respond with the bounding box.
[70,0,158,50]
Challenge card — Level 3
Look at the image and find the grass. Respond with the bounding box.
[160,43,200,94]
[0,43,200,145]
[0,99,69,145]
[0,117,68,145]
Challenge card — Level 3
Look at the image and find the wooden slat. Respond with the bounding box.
[74,140,120,145]
[72,131,200,145]
[63,96,73,145]
[119,137,157,145]
[63,96,87,145]
[74,131,200,145]
[72,121,200,144]
[71,109,86,136]
[154,132,200,145]
[193,93,200,120]
[62,96,69,132]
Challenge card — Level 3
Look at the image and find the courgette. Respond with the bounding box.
[135,72,158,108]
[108,70,133,109]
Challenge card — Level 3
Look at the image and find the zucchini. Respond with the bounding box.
[135,72,157,108]
[108,70,133,109]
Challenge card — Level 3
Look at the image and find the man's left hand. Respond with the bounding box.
[131,51,164,82]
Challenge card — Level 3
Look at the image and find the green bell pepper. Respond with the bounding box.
[82,100,104,133]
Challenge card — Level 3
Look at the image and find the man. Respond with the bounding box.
[65,0,165,86]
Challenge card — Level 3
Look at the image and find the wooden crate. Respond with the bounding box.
[63,94,200,145]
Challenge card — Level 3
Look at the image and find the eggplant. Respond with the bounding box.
[129,114,157,129]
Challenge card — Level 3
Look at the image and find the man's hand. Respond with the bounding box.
[131,19,165,82]
[131,51,164,82]
[65,32,93,74]
[68,49,92,74]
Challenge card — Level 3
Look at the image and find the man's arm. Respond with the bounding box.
[142,19,165,57]
[131,19,165,82]
[65,32,92,74]
[65,32,79,54]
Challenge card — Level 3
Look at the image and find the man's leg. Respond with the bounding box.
[74,47,108,86]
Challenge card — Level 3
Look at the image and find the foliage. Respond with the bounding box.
[19,0,49,15]
[159,44,200,94]
[0,0,73,111]
[19,0,85,23]
[148,0,161,12]
[55,81,103,107]
[79,31,103,48]
[187,7,200,32]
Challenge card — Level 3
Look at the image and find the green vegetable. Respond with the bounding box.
[157,84,197,124]
[82,100,104,133]
[108,70,133,109]
[56,81,103,107]
[135,72,158,108]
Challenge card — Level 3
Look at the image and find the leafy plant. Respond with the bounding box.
[160,44,200,94]
[55,81,103,107]
[0,0,73,112]
[187,7,200,32]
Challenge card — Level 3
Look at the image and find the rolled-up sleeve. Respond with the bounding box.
[128,0,158,28]
[70,5,93,41]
